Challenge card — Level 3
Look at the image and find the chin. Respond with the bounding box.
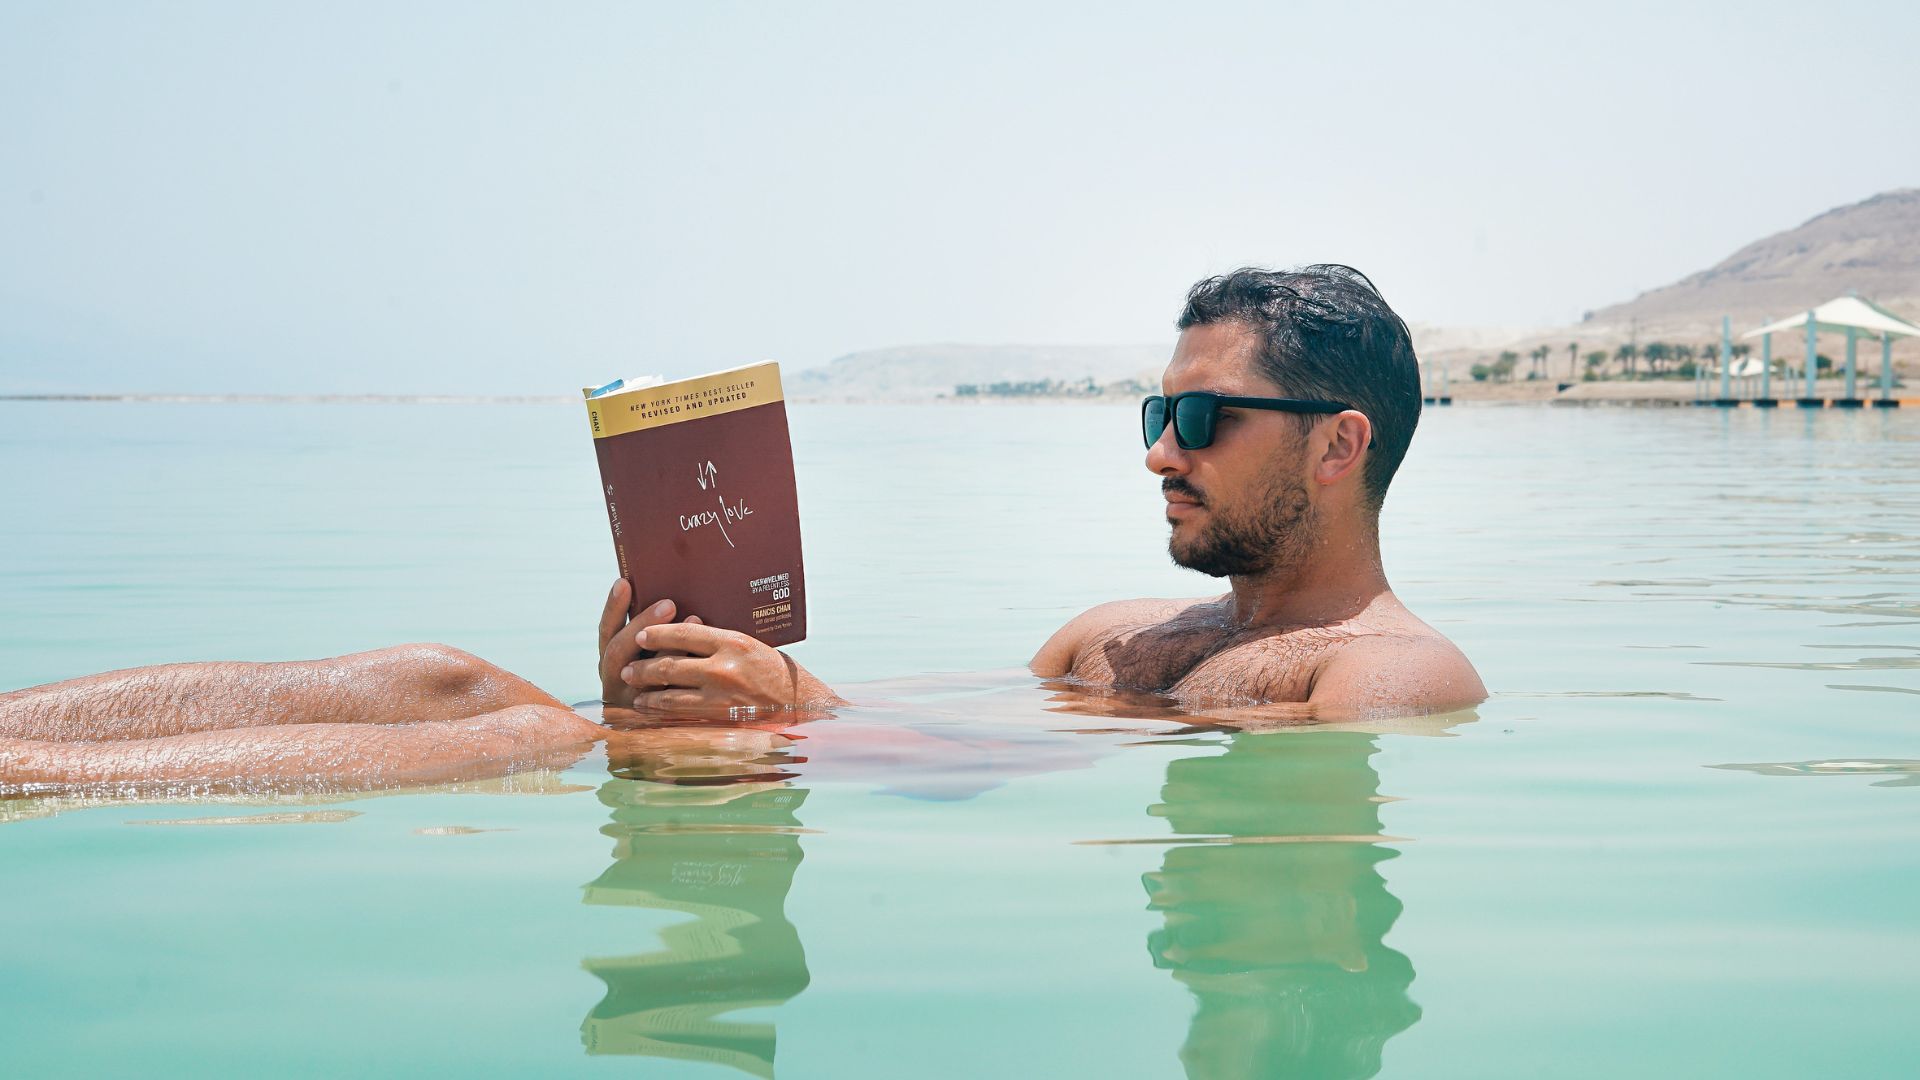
[1167,538,1220,578]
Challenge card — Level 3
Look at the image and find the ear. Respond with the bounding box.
[1311,410,1372,487]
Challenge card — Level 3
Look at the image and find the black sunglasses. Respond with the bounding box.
[1142,392,1370,450]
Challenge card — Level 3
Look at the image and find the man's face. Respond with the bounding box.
[1147,322,1319,578]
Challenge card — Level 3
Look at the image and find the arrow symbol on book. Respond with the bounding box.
[696,460,718,490]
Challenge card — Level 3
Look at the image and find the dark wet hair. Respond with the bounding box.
[1177,264,1421,512]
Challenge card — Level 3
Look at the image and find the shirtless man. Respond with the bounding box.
[1035,265,1484,710]
[1,265,1481,792]
[603,264,1484,716]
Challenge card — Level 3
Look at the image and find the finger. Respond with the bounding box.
[637,621,738,658]
[623,654,702,691]
[597,579,632,655]
[647,614,706,660]
[627,599,682,651]
[600,598,678,684]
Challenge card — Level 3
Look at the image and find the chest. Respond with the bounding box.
[1071,618,1344,703]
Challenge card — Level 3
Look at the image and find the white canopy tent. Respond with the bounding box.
[1744,296,1920,341]
[1738,294,1920,403]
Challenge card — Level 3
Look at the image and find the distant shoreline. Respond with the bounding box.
[0,393,577,405]
[4,385,1911,408]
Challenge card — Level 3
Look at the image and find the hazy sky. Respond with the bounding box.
[5,1,1919,393]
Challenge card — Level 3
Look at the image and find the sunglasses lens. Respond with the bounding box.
[1142,397,1168,448]
[1174,395,1215,449]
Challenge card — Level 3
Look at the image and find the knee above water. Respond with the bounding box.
[386,642,500,697]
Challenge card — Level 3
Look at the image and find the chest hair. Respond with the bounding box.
[1074,613,1355,704]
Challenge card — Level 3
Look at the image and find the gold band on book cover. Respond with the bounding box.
[585,364,786,440]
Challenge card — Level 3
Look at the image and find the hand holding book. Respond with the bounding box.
[596,578,840,717]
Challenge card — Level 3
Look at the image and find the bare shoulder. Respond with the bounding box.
[1029,596,1215,677]
[1310,627,1485,712]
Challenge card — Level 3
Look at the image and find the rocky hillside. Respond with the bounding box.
[1586,188,1920,333]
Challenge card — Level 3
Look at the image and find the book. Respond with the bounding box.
[583,361,805,647]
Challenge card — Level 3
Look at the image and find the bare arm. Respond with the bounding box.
[0,704,601,794]
[0,644,565,743]
[1029,610,1098,678]
[1308,633,1487,713]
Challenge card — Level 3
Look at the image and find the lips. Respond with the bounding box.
[1162,479,1204,510]
[1163,485,1204,520]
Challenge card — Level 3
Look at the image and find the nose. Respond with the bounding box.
[1145,424,1191,477]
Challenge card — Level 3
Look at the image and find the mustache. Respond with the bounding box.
[1161,477,1205,505]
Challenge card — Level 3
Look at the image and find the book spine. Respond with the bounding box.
[593,438,634,604]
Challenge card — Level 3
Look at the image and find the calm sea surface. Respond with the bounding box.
[2,401,1917,1078]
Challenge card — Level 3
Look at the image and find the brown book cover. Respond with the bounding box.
[584,362,805,646]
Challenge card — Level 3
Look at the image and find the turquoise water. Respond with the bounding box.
[3,401,1918,1077]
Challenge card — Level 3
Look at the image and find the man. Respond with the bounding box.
[1,265,1481,791]
[603,265,1483,716]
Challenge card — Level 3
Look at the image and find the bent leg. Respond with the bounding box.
[1,703,602,794]
[0,644,566,743]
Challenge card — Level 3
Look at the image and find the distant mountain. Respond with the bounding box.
[791,325,1535,400]
[1586,188,1920,333]
[792,343,1169,400]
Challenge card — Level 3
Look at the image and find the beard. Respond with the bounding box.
[1165,470,1316,579]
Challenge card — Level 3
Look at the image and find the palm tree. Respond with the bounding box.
[1615,342,1638,378]
[1643,341,1670,375]
[1566,341,1579,383]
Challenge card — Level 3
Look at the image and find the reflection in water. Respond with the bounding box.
[0,768,592,826]
[580,728,812,1078]
[572,705,1437,1079]
[1145,732,1419,1079]
[1711,758,1920,788]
